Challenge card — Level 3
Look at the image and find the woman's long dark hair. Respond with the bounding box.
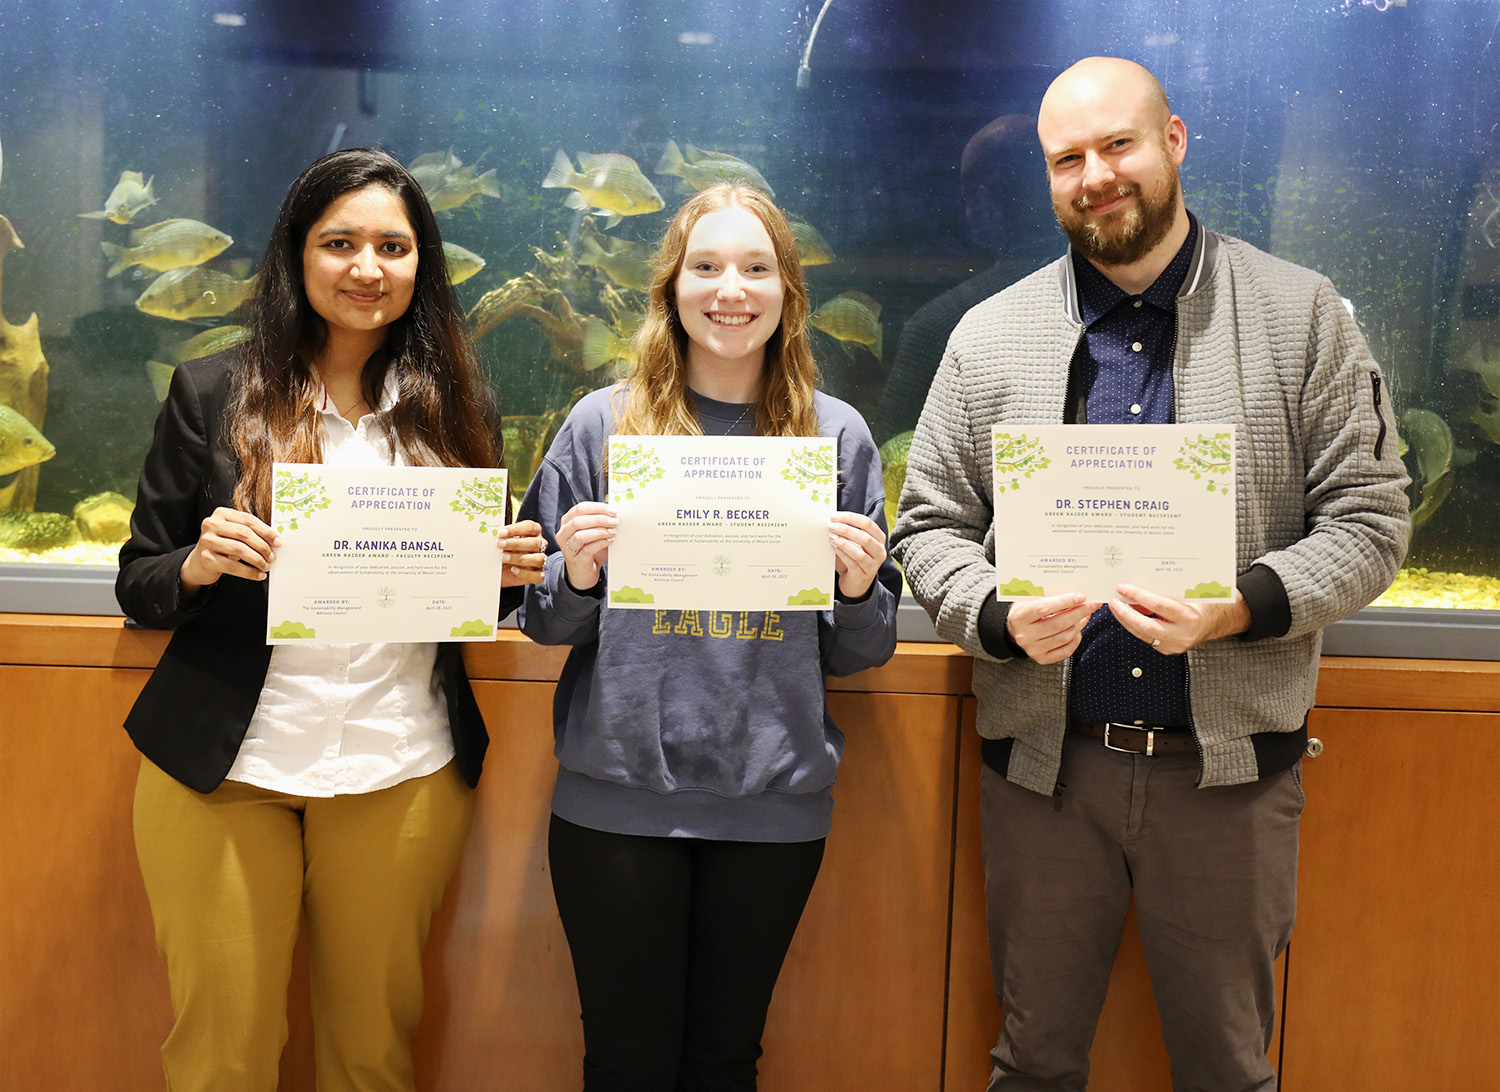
[230,147,498,518]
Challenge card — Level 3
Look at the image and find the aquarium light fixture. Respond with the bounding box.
[678,31,713,46]
[212,12,246,27]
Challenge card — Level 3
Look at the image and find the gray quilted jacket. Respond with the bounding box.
[891,228,1411,792]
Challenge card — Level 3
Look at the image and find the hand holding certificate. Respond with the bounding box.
[991,423,1237,604]
[265,463,508,643]
[603,435,838,611]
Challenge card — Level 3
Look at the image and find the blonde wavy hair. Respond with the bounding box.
[614,183,819,438]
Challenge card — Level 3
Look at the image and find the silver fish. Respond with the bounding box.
[80,170,158,225]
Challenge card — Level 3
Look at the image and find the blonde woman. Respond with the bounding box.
[518,183,900,1089]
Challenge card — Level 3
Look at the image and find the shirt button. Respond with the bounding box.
[337,663,347,675]
[1131,341,1143,352]
[1131,667,1143,678]
[1130,403,1142,415]
[1133,719,1144,725]
[1133,299,1143,308]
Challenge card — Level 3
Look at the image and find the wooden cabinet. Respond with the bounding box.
[1,614,1495,1091]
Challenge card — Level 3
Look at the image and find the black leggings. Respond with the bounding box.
[548,815,826,1091]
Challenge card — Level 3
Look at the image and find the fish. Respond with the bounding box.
[409,150,502,213]
[1455,343,1500,401]
[654,141,775,198]
[100,218,232,278]
[581,314,641,372]
[788,217,835,266]
[1465,403,1500,447]
[810,291,883,358]
[145,360,176,402]
[135,267,257,321]
[575,218,654,291]
[0,510,80,552]
[167,324,251,364]
[878,430,913,530]
[542,150,664,228]
[443,241,486,285]
[1400,408,1454,531]
[0,403,57,475]
[79,170,158,225]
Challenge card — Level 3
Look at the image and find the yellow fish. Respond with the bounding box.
[409,151,503,213]
[101,218,232,277]
[878,430,913,530]
[80,170,158,225]
[136,267,257,321]
[443,241,487,285]
[575,219,654,291]
[582,314,641,372]
[1456,343,1500,400]
[145,360,176,402]
[543,150,664,228]
[0,403,56,475]
[810,291,883,359]
[789,217,835,266]
[168,324,251,364]
[654,141,775,198]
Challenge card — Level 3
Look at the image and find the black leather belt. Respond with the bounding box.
[1071,720,1197,757]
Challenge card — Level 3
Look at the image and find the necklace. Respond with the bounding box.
[718,402,753,435]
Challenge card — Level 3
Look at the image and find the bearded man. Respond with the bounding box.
[891,57,1409,1090]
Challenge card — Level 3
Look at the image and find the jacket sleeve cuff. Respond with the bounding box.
[1237,563,1291,641]
[978,591,1025,659]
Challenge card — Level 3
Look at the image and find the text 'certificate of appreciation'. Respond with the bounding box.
[991,424,1236,602]
[265,463,507,644]
[606,435,837,611]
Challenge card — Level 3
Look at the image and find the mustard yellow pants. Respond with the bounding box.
[132,757,474,1092]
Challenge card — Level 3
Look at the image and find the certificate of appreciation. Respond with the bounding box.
[605,435,837,611]
[265,463,507,644]
[991,424,1236,602]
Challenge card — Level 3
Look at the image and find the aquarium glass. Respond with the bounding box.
[2,0,1499,621]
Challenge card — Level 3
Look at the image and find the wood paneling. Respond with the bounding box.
[0,665,170,1092]
[760,691,960,1091]
[944,705,1284,1091]
[1312,656,1500,712]
[1282,709,1500,1091]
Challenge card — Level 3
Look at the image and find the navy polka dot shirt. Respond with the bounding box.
[1068,214,1199,728]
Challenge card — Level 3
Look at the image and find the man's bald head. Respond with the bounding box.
[1039,57,1172,149]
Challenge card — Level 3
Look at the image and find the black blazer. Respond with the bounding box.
[117,350,518,794]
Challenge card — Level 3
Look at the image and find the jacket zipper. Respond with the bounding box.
[1371,373,1387,460]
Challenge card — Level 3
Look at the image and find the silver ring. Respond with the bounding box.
[1151,638,1161,647]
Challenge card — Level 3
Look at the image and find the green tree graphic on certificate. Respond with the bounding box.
[780,444,836,503]
[993,433,1051,492]
[450,475,509,533]
[610,442,665,500]
[272,472,331,532]
[1174,433,1233,493]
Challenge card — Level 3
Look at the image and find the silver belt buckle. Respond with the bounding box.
[1103,722,1153,756]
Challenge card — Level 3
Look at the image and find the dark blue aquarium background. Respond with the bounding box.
[2,0,1500,617]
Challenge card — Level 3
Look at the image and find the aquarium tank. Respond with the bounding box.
[1,0,1497,656]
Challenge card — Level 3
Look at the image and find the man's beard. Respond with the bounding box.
[1054,160,1180,267]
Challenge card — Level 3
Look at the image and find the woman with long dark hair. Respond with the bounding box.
[519,183,901,1089]
[117,147,544,1090]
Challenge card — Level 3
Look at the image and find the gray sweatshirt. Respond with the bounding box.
[891,228,1411,792]
[519,385,901,841]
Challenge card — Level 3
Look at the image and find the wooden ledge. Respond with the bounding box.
[1,613,1494,709]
